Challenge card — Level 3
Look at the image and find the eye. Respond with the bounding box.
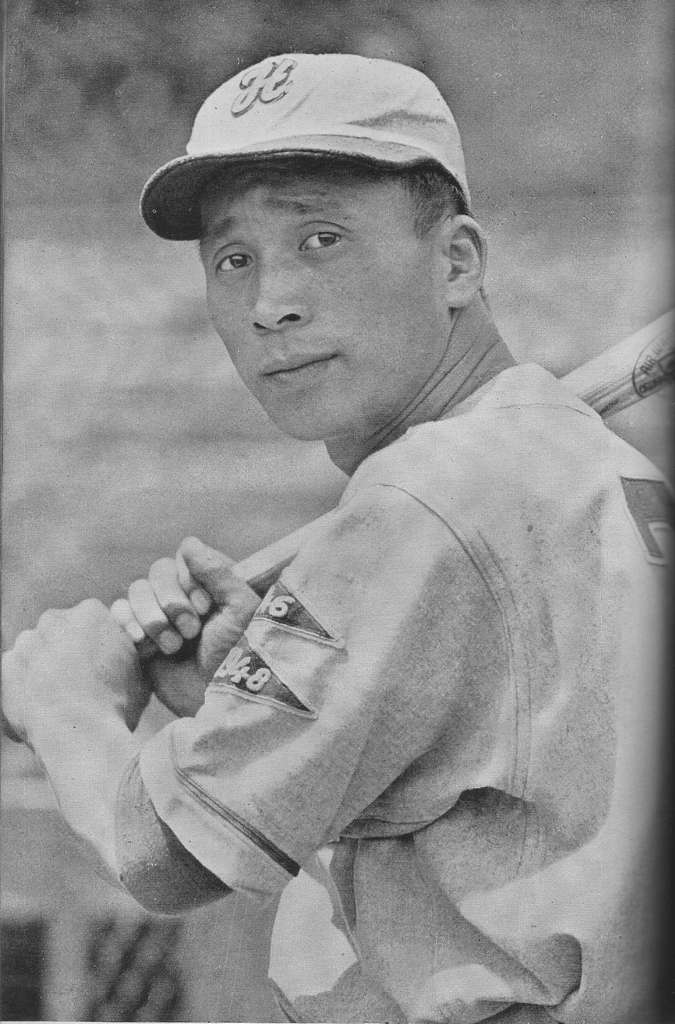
[216,252,251,273]
[301,231,341,251]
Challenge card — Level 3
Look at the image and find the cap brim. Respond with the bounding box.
[140,136,466,240]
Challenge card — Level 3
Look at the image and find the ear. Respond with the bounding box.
[437,214,487,308]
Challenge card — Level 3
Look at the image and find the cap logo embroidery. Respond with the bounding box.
[231,57,297,118]
[211,640,316,718]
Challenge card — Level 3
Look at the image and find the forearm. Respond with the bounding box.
[30,700,141,883]
[29,703,230,912]
[4,600,233,911]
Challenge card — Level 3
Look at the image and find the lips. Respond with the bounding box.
[262,354,336,380]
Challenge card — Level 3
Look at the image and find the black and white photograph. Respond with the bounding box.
[2,2,673,1021]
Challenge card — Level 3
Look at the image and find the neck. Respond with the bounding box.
[326,294,515,475]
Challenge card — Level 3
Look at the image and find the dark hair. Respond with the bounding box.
[200,156,469,238]
[397,162,469,235]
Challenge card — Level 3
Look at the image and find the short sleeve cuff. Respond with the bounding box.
[139,723,296,900]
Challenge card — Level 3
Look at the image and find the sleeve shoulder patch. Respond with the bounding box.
[211,639,317,719]
[253,580,343,647]
[620,476,673,565]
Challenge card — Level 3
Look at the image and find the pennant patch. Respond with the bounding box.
[620,476,673,565]
[254,581,343,647]
[212,640,316,718]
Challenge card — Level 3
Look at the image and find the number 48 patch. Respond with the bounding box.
[621,477,673,565]
[211,640,317,718]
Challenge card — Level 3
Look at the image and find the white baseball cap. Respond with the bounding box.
[141,53,470,240]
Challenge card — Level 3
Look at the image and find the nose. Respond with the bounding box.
[252,266,311,332]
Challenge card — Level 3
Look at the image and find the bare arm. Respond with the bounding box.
[2,543,258,909]
[2,602,145,882]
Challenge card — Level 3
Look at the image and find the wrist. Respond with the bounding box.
[27,698,141,880]
[24,682,128,750]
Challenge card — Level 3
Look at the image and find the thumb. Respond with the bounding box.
[177,537,257,610]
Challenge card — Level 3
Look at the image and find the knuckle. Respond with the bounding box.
[36,607,66,636]
[162,599,190,621]
[77,598,105,617]
[140,619,168,640]
[38,607,62,625]
[174,552,192,588]
[234,590,260,617]
[2,648,18,674]
[127,581,167,629]
[177,536,202,557]
[13,628,36,656]
[128,578,152,603]
[110,598,132,620]
[206,547,234,570]
[148,557,178,583]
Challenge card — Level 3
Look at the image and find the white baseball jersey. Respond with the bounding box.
[139,363,670,1022]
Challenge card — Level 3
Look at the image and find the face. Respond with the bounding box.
[199,168,452,446]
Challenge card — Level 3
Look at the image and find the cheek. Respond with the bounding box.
[350,271,442,360]
[399,262,446,328]
[221,338,259,391]
[206,288,250,367]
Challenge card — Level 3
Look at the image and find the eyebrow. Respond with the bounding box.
[199,215,236,252]
[199,193,350,252]
[267,194,342,215]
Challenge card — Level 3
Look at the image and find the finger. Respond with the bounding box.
[110,597,149,646]
[178,537,252,607]
[147,558,202,639]
[175,549,212,617]
[110,598,159,661]
[127,579,183,656]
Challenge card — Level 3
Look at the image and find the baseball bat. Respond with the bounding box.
[3,316,672,748]
[118,309,673,664]
[2,312,672,721]
[231,309,675,596]
[101,307,667,671]
[127,309,674,663]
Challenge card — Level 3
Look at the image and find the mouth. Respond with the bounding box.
[262,354,337,384]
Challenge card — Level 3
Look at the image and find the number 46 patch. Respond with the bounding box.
[621,477,673,565]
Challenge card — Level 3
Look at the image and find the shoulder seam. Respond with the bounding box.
[373,481,528,801]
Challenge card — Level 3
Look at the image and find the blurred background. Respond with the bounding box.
[2,0,673,1020]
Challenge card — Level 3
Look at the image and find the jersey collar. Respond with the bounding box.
[326,295,515,475]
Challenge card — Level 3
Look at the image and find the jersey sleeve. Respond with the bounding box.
[115,754,230,913]
[138,483,513,898]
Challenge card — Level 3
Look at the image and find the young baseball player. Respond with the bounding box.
[3,55,671,1022]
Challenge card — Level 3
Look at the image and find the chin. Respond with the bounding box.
[255,394,347,442]
[264,408,337,442]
